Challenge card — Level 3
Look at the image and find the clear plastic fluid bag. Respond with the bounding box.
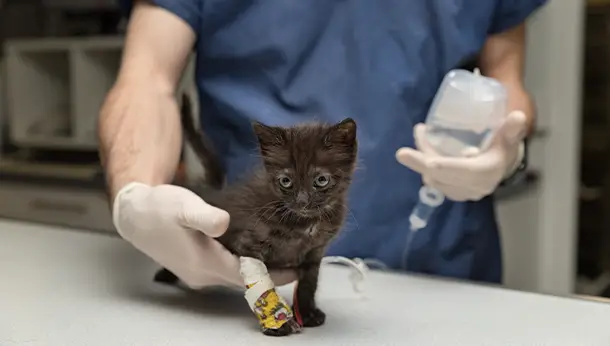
[403,69,507,268]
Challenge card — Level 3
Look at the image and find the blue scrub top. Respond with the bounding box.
[119,0,546,284]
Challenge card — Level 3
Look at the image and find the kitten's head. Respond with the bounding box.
[253,118,358,218]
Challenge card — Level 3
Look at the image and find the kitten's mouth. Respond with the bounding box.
[290,208,319,218]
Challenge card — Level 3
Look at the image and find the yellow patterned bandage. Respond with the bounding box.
[239,257,301,333]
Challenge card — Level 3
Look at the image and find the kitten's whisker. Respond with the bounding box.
[242,201,281,217]
[278,208,291,224]
[238,200,281,213]
[251,202,283,228]
[251,209,274,228]
[263,205,283,222]
[320,207,332,224]
[254,204,281,217]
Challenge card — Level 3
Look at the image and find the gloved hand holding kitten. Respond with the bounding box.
[112,182,297,288]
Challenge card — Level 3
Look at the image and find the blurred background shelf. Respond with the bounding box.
[0,32,197,234]
[0,182,114,233]
[5,36,123,150]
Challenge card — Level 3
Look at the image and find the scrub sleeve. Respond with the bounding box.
[118,0,202,33]
[489,0,548,34]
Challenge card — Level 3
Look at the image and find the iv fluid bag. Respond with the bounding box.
[425,69,508,157]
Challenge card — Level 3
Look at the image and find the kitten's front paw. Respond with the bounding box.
[299,307,326,327]
[262,321,294,337]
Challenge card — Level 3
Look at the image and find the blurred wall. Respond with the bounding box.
[497,0,584,295]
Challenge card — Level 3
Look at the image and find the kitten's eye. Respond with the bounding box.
[314,173,331,188]
[278,175,293,189]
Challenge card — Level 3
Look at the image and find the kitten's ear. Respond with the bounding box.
[252,121,287,149]
[325,118,357,145]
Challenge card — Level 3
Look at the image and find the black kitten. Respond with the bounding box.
[155,94,358,336]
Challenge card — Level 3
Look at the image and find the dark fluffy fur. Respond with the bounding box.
[155,94,358,336]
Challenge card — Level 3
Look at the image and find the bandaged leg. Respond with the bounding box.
[239,257,302,336]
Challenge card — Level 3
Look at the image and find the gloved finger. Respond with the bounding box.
[497,110,527,145]
[413,123,439,155]
[269,269,298,286]
[439,184,484,202]
[395,147,429,175]
[424,174,490,202]
[181,270,240,289]
[189,238,296,288]
[179,193,231,238]
[186,237,244,288]
[425,148,503,185]
[461,146,481,157]
[426,174,474,194]
[424,178,471,202]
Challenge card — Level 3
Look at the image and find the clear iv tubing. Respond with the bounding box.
[321,256,381,299]
[402,185,446,268]
[320,257,391,298]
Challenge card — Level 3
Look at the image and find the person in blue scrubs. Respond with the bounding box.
[101,0,547,288]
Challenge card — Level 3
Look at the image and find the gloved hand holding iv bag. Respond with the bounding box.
[396,70,527,203]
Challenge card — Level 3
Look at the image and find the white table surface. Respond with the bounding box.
[2,219,610,346]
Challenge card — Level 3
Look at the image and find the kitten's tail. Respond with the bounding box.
[180,93,225,189]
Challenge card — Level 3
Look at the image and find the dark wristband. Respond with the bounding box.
[499,138,529,188]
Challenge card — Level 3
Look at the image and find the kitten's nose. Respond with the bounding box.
[296,192,309,207]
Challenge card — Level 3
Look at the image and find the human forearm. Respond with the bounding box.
[98,83,182,200]
[97,0,196,201]
[479,22,536,137]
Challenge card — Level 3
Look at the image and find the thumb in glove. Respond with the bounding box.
[175,188,231,238]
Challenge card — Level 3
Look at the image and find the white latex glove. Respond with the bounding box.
[395,110,527,202]
[112,182,296,288]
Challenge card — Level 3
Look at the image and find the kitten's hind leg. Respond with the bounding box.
[153,268,179,285]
